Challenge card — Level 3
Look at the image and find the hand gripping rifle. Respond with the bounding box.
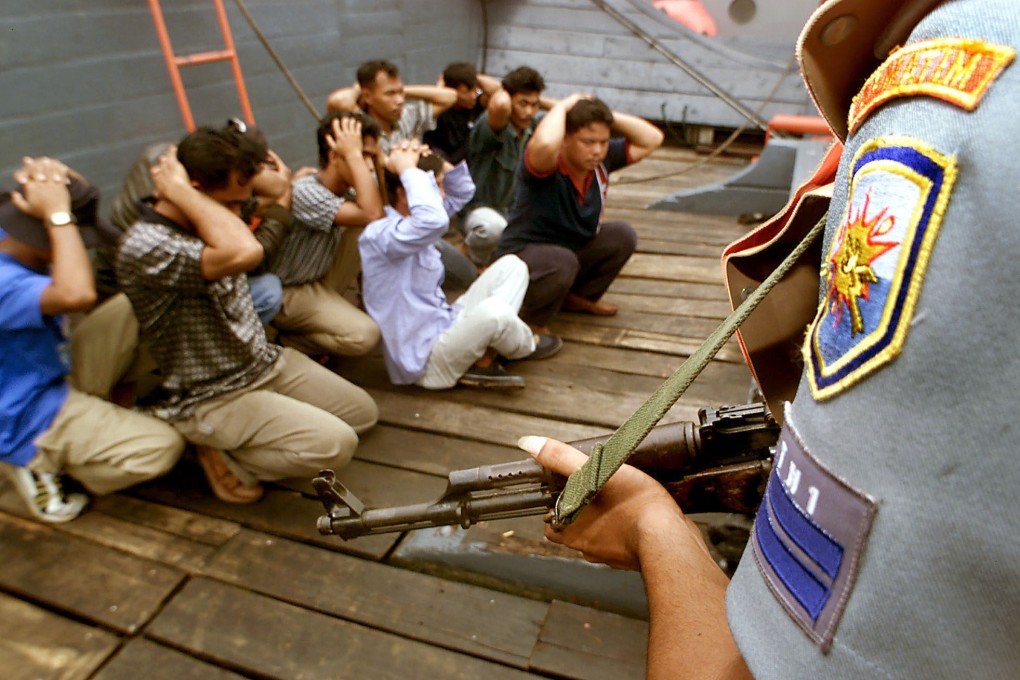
[313,402,779,540]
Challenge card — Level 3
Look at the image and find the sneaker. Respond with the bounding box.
[11,467,89,523]
[458,362,526,389]
[528,333,563,361]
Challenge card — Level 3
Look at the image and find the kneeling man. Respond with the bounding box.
[360,142,556,389]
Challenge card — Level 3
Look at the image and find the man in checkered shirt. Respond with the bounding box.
[116,124,377,504]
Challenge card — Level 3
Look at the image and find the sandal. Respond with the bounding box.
[195,445,264,504]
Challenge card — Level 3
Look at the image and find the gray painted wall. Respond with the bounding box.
[0,0,483,208]
[0,0,815,211]
[482,0,814,132]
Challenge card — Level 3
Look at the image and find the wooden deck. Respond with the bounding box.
[0,145,759,680]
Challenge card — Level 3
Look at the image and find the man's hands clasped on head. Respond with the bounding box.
[11,156,73,222]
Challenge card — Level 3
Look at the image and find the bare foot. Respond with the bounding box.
[562,293,618,316]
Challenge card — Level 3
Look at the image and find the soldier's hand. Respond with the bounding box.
[519,436,696,571]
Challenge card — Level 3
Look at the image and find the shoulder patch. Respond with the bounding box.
[750,406,877,652]
[849,38,1015,134]
[806,136,956,400]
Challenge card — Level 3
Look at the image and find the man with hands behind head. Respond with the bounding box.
[270,112,384,358]
[116,128,376,504]
[495,94,663,339]
[1,157,183,522]
[359,140,537,390]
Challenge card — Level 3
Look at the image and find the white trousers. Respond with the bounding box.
[417,255,535,389]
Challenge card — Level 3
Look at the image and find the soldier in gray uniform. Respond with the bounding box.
[520,0,1020,677]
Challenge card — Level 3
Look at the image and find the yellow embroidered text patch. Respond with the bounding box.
[849,38,1015,134]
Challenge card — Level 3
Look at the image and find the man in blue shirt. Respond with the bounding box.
[0,157,183,522]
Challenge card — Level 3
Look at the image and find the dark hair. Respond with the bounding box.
[443,62,478,90]
[176,123,267,190]
[501,66,545,96]
[565,98,614,134]
[383,155,445,206]
[357,60,400,88]
[316,111,381,168]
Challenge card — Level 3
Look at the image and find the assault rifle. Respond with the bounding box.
[313,402,779,540]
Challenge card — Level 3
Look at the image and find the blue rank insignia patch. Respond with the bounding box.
[806,136,957,400]
[751,407,877,651]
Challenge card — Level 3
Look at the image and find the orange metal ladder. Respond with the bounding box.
[147,0,255,131]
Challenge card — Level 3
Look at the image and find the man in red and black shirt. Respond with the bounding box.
[494,94,663,337]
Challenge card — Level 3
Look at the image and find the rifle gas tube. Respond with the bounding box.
[314,402,778,540]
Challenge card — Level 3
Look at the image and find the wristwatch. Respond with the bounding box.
[46,211,75,227]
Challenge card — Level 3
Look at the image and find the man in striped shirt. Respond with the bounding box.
[270,112,384,358]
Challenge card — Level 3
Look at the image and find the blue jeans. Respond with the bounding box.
[249,273,283,325]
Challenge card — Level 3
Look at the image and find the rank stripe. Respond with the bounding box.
[767,473,844,580]
[755,495,831,621]
[849,38,1015,134]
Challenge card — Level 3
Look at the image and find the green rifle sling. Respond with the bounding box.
[553,213,828,527]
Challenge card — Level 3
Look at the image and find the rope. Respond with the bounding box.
[614,53,798,187]
[232,0,321,122]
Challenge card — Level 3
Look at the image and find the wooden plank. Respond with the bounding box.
[609,276,731,301]
[553,308,726,342]
[0,592,119,680]
[0,511,184,634]
[608,211,749,244]
[529,601,648,680]
[92,638,246,680]
[550,319,744,363]
[199,531,549,669]
[148,577,535,680]
[54,508,219,574]
[369,389,608,445]
[345,354,701,429]
[622,252,727,284]
[90,494,241,546]
[130,458,417,560]
[633,238,731,258]
[512,346,749,408]
[601,291,733,320]
[391,519,650,619]
[355,424,520,476]
[545,342,751,403]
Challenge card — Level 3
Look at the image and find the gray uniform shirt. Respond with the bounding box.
[727,1,1020,676]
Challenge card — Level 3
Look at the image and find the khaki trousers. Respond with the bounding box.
[274,228,380,356]
[30,294,184,495]
[172,348,378,482]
